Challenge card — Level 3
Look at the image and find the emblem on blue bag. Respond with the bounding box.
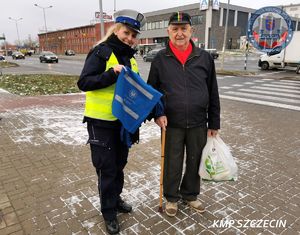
[129,89,137,99]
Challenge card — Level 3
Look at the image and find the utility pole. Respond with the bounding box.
[4,34,7,56]
[34,4,53,50]
[244,40,249,70]
[221,0,230,70]
[114,0,116,12]
[99,0,105,39]
[8,17,22,47]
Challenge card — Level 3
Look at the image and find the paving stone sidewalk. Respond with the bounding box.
[0,90,299,235]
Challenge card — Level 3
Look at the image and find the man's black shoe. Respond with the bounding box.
[105,219,119,234]
[117,199,132,213]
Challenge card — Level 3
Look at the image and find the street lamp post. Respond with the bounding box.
[221,0,230,70]
[98,0,105,39]
[8,17,23,47]
[34,3,53,50]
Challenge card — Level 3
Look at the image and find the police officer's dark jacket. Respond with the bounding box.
[147,41,220,130]
[78,33,137,129]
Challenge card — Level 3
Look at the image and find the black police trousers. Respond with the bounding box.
[87,123,128,220]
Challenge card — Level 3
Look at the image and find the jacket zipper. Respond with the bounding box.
[167,52,200,128]
[183,55,197,128]
[183,65,189,128]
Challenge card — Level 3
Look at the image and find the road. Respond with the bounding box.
[2,53,300,112]
[217,76,300,111]
[1,53,262,76]
[2,56,84,75]
[2,53,298,76]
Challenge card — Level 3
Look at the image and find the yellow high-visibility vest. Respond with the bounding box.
[84,52,139,121]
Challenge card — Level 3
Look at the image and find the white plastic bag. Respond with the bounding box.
[199,136,238,181]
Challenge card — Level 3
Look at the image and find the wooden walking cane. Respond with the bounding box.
[158,128,166,213]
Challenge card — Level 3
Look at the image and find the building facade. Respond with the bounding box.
[284,3,300,18]
[37,2,300,54]
[140,2,256,51]
[38,22,113,54]
[139,2,300,51]
[283,3,300,31]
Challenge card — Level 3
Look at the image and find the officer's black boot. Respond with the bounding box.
[117,198,132,213]
[105,218,119,234]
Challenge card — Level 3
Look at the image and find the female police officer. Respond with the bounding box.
[77,9,145,234]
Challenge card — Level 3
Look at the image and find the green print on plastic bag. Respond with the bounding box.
[205,154,226,177]
[205,155,215,176]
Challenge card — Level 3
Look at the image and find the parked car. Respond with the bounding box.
[65,50,75,56]
[39,51,58,63]
[12,51,25,60]
[205,49,219,59]
[143,48,162,62]
[0,55,5,61]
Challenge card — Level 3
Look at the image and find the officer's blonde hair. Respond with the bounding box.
[94,23,124,46]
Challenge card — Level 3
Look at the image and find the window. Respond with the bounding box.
[223,10,235,26]
[291,20,296,31]
[145,20,172,30]
[155,21,160,29]
[237,11,249,35]
[159,21,164,29]
[164,20,169,28]
[151,22,155,29]
[191,15,203,25]
[289,7,298,11]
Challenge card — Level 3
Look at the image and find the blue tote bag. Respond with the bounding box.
[112,67,162,133]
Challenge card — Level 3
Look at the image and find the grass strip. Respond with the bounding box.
[0,74,80,96]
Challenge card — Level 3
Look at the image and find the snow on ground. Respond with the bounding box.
[2,107,160,145]
[1,104,257,234]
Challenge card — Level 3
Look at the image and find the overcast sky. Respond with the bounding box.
[1,0,299,44]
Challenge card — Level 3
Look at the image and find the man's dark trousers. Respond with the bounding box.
[163,126,207,202]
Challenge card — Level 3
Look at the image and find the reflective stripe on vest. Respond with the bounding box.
[84,52,139,121]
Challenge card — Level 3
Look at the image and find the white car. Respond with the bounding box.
[39,51,58,63]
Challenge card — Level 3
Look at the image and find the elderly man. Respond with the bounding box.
[147,12,220,217]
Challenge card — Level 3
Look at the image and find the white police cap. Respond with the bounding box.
[114,9,146,33]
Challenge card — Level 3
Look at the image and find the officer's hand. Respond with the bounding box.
[113,64,125,74]
[155,116,167,131]
[208,129,218,137]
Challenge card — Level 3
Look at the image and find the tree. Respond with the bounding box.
[22,35,38,49]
